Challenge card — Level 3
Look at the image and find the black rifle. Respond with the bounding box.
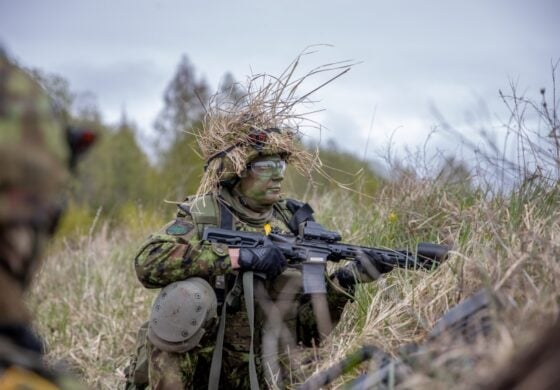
[299,288,500,390]
[202,221,449,294]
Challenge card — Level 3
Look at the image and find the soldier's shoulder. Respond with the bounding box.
[178,194,219,224]
[176,194,217,213]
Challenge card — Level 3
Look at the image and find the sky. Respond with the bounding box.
[1,0,559,167]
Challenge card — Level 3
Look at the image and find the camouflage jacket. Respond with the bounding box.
[134,191,351,350]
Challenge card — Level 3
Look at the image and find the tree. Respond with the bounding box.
[75,113,158,213]
[152,55,217,199]
[153,55,210,149]
[217,72,246,106]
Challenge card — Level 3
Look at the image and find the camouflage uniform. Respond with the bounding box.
[133,188,351,389]
[0,52,93,389]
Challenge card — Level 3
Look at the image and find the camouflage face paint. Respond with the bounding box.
[238,155,285,208]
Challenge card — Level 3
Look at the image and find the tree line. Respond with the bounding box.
[32,55,383,231]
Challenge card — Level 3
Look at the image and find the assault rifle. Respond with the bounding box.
[299,288,501,390]
[202,221,449,294]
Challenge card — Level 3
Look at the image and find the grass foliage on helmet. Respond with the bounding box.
[194,47,354,197]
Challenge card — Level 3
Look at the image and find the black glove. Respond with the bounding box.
[332,264,360,291]
[363,249,395,274]
[333,251,394,291]
[238,245,287,280]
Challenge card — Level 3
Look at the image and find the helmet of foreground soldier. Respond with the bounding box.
[0,55,68,226]
[0,53,95,286]
[194,74,321,197]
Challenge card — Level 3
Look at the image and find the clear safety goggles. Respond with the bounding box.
[247,160,287,178]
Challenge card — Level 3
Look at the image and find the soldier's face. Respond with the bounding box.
[239,155,286,207]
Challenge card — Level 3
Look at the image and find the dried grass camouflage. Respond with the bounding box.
[194,49,354,196]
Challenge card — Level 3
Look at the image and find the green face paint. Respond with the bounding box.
[238,155,285,208]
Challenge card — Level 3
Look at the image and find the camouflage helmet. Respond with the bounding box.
[192,52,356,196]
[204,126,295,180]
[0,54,68,226]
[147,277,218,353]
[194,70,324,197]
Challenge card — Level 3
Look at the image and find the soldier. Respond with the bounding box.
[0,52,95,389]
[123,70,380,389]
[126,69,446,389]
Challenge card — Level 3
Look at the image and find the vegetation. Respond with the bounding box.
[27,57,559,388]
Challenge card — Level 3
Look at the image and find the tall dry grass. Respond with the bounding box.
[28,67,559,389]
[28,208,165,388]
[28,176,559,389]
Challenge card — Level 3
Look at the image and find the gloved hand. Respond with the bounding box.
[333,250,395,291]
[238,245,287,280]
[363,249,395,274]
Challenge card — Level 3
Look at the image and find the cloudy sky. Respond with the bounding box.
[1,0,559,164]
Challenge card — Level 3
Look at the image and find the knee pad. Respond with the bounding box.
[147,277,218,353]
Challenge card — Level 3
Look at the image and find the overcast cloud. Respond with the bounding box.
[1,0,558,164]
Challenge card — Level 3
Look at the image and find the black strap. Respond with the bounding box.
[204,144,242,171]
[0,324,44,355]
[286,200,315,233]
[218,201,234,230]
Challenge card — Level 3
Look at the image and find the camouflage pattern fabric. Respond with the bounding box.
[0,54,67,224]
[0,53,86,390]
[133,191,351,389]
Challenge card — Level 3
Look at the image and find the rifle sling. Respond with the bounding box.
[208,273,260,390]
[243,272,260,390]
[286,201,315,233]
[218,201,234,230]
[209,203,261,390]
[208,291,228,390]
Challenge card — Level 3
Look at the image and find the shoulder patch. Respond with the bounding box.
[166,220,194,236]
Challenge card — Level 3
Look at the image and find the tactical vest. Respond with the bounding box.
[179,194,314,234]
[125,195,316,390]
[179,194,316,390]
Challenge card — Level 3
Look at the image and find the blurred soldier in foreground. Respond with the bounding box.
[485,320,560,390]
[0,52,95,389]
[125,63,448,389]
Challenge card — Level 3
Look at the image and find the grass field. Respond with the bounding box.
[28,80,559,389]
[27,171,559,388]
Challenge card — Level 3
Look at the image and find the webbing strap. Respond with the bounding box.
[208,201,237,389]
[286,201,315,233]
[218,201,234,230]
[208,274,243,390]
[243,271,260,390]
[208,295,228,390]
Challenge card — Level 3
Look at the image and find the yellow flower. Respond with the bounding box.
[388,212,398,224]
